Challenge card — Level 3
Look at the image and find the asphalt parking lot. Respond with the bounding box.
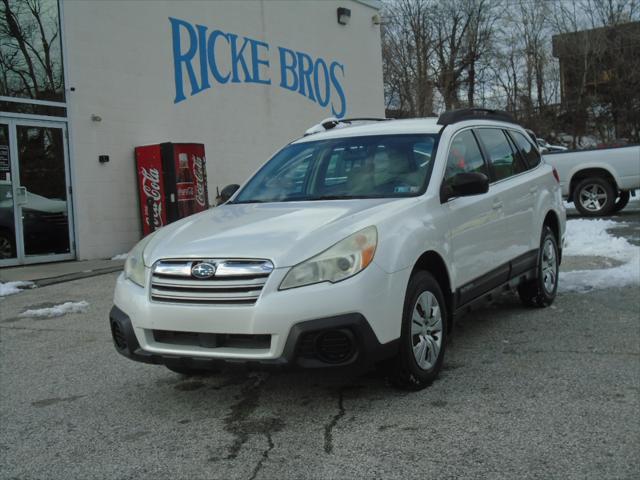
[1,207,639,480]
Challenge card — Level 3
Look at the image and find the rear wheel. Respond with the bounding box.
[573,177,615,216]
[611,190,630,214]
[388,271,447,390]
[518,226,559,308]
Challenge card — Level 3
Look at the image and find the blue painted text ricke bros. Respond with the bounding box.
[170,17,347,118]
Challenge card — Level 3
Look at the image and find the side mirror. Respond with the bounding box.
[440,172,489,203]
[219,184,240,204]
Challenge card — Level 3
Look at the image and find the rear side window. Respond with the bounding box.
[475,128,527,181]
[510,131,541,168]
[443,130,487,185]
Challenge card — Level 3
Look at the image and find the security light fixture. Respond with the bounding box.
[337,7,351,25]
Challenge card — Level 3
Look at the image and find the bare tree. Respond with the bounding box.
[381,0,638,143]
[0,0,63,100]
[549,0,640,143]
[382,0,435,116]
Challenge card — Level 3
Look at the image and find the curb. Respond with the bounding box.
[33,266,123,287]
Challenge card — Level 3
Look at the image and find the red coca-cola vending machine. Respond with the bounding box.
[135,143,209,236]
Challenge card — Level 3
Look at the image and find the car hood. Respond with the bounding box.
[143,198,404,268]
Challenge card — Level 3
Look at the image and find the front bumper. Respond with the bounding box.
[110,262,408,368]
[109,305,398,369]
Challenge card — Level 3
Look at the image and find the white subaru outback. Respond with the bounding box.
[110,109,566,390]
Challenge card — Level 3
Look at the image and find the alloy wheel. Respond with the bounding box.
[411,291,443,370]
[541,238,557,294]
[579,184,608,212]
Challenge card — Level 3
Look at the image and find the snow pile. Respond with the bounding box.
[0,281,34,297]
[560,218,640,293]
[562,219,632,261]
[19,301,89,319]
[110,253,129,260]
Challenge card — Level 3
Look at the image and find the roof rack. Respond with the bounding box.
[304,117,390,136]
[437,108,516,126]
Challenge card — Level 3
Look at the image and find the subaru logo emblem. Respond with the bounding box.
[191,262,216,279]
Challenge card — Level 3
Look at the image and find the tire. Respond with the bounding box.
[611,190,630,214]
[573,177,615,216]
[518,226,559,308]
[387,271,447,390]
[0,230,14,259]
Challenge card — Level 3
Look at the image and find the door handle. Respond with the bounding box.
[492,200,503,210]
[16,186,27,206]
[529,186,538,194]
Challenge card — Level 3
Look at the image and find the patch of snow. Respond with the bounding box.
[563,219,631,261]
[110,253,129,260]
[559,218,640,293]
[0,281,34,297]
[18,301,89,319]
[560,257,640,293]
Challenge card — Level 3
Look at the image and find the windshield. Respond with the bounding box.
[233,134,438,203]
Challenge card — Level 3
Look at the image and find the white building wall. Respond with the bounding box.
[62,0,384,260]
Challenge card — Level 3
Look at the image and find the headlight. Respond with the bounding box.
[124,234,154,287]
[280,226,377,290]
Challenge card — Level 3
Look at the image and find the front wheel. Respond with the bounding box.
[388,271,447,390]
[573,177,615,216]
[518,226,559,308]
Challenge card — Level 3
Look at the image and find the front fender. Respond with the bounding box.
[373,197,452,282]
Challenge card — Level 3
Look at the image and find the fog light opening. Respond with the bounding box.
[315,329,355,363]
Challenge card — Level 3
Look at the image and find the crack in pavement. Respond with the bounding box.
[217,372,284,479]
[222,373,266,460]
[248,431,275,480]
[323,388,346,454]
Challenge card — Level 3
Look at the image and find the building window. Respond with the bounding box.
[0,0,65,107]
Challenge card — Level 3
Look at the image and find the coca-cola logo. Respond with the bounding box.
[193,156,206,207]
[141,167,163,229]
[177,184,195,200]
[150,201,163,229]
[141,167,161,201]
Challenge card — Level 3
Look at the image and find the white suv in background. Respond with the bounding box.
[110,109,565,390]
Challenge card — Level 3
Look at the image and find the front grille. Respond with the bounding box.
[150,259,273,305]
[152,330,271,349]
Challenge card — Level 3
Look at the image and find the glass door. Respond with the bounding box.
[0,118,75,266]
[0,122,17,261]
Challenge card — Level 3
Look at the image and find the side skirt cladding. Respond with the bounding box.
[453,249,538,316]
